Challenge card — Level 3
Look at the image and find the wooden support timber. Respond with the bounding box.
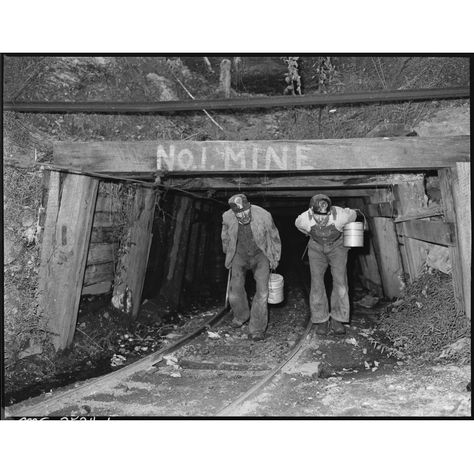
[368,190,405,298]
[393,181,430,282]
[38,172,99,350]
[53,136,470,174]
[439,168,464,314]
[451,163,471,319]
[112,187,156,318]
[159,196,194,309]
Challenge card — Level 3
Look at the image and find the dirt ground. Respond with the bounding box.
[4,277,471,418]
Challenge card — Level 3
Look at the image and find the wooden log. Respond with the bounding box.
[53,136,470,174]
[393,181,429,282]
[6,87,470,113]
[349,197,383,296]
[452,163,471,319]
[219,59,232,98]
[165,173,418,190]
[368,191,405,298]
[195,203,211,289]
[439,168,464,314]
[38,173,99,350]
[184,201,202,286]
[159,196,194,308]
[86,242,115,265]
[369,218,405,298]
[83,262,115,285]
[400,220,455,246]
[112,187,156,318]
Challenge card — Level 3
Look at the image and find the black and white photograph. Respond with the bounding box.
[2,54,470,419]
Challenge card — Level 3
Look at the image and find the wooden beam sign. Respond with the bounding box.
[53,136,470,175]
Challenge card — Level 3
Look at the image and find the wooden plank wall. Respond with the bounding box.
[82,182,122,296]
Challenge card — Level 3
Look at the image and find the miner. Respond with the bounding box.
[295,194,358,336]
[221,194,281,341]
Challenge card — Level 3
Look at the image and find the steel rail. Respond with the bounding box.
[216,270,314,416]
[3,87,469,114]
[5,307,230,418]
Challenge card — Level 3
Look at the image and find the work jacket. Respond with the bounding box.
[221,205,281,269]
[295,206,356,244]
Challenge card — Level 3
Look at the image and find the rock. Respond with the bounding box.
[4,229,22,264]
[146,73,178,101]
[415,106,470,137]
[21,209,36,228]
[298,362,321,378]
[425,244,452,274]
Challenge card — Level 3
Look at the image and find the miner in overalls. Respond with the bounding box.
[295,194,357,336]
[221,194,281,341]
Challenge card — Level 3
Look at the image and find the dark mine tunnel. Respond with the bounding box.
[141,179,388,321]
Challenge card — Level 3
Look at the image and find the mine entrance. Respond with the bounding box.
[39,136,470,351]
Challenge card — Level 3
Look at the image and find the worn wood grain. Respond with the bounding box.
[53,136,470,174]
[439,168,464,314]
[38,174,99,350]
[86,243,115,265]
[112,187,156,318]
[84,262,115,286]
[401,220,455,246]
[82,281,112,296]
[450,163,471,319]
[366,201,398,218]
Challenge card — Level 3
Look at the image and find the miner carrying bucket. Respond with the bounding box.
[295,194,363,336]
[221,194,281,341]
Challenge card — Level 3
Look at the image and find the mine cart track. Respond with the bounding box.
[7,269,313,418]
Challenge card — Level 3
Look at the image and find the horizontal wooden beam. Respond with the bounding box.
[4,87,470,114]
[235,189,372,199]
[394,205,444,223]
[53,136,470,174]
[165,174,405,190]
[400,220,455,246]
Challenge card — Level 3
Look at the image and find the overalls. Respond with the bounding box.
[307,219,350,324]
[228,223,270,336]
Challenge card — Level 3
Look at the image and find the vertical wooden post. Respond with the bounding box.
[112,186,156,318]
[350,197,383,296]
[160,195,194,308]
[38,172,99,350]
[393,180,429,281]
[368,191,405,299]
[219,59,232,98]
[452,163,471,319]
[184,201,202,288]
[195,202,211,287]
[439,166,469,317]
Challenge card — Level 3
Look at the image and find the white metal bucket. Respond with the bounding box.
[343,222,364,247]
[268,273,284,304]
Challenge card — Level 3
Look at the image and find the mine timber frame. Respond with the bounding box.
[39,136,471,350]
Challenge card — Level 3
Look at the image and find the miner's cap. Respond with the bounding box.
[228,194,251,213]
[310,194,332,209]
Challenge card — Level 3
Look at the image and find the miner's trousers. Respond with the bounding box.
[229,251,270,336]
[307,238,350,323]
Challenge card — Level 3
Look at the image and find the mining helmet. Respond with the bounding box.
[310,194,332,215]
[228,194,252,225]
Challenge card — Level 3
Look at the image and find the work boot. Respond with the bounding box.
[314,321,328,336]
[229,319,243,329]
[248,333,265,341]
[331,319,346,335]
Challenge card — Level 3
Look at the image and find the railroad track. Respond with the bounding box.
[5,269,314,418]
